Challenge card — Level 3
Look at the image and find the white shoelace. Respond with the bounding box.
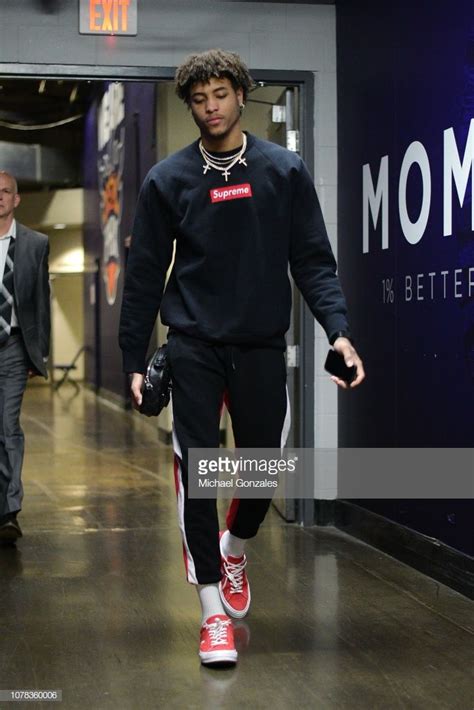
[223,557,247,594]
[203,617,231,646]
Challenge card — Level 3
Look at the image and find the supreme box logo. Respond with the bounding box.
[210,183,253,203]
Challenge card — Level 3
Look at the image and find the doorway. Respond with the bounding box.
[0,64,316,525]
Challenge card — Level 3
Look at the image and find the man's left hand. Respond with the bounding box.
[331,337,365,389]
[28,369,38,379]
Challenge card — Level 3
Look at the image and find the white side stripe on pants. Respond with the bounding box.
[280,386,291,449]
[172,422,198,585]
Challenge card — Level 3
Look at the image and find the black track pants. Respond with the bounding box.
[167,333,290,585]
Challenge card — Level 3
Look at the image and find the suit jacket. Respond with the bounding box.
[13,223,51,378]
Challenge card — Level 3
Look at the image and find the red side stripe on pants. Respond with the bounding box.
[226,497,240,531]
[222,388,238,529]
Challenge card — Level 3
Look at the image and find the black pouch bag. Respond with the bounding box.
[140,344,172,417]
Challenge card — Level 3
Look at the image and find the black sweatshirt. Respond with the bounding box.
[119,133,350,373]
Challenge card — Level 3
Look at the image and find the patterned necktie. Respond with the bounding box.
[0,237,15,345]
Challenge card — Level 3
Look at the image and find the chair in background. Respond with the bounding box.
[53,345,87,392]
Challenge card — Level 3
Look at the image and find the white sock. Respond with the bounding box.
[197,584,225,623]
[221,529,246,559]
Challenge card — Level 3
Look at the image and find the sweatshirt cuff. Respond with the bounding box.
[329,329,354,346]
[122,350,147,375]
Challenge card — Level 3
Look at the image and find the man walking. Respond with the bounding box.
[0,171,50,543]
[119,49,364,665]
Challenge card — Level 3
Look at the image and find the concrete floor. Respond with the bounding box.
[0,386,473,710]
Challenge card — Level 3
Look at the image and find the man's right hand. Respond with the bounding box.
[130,372,144,410]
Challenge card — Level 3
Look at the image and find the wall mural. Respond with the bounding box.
[337,1,474,554]
[83,82,156,398]
[97,82,125,306]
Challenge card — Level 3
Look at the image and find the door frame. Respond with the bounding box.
[253,70,316,527]
[0,63,316,525]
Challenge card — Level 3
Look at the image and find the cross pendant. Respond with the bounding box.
[203,163,211,175]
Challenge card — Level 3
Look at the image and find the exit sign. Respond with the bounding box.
[79,0,137,35]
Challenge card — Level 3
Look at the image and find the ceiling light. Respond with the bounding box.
[69,85,78,103]
[38,80,46,94]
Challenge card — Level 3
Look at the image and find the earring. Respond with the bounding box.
[239,103,245,110]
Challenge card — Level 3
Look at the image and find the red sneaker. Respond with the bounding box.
[219,532,251,619]
[199,614,237,665]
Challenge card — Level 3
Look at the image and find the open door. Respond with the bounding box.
[244,85,302,522]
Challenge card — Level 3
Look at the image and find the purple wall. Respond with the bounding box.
[337,1,474,554]
[83,82,156,400]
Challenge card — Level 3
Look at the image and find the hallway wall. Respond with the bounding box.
[337,0,474,554]
[82,82,157,399]
[49,231,85,381]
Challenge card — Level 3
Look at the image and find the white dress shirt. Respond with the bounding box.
[0,218,19,328]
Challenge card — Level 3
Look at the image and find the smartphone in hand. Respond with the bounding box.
[324,349,357,385]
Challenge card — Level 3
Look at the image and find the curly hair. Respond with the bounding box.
[175,48,255,104]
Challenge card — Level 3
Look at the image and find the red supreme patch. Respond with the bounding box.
[210,183,253,203]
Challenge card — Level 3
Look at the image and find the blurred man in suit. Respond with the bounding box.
[0,171,50,543]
